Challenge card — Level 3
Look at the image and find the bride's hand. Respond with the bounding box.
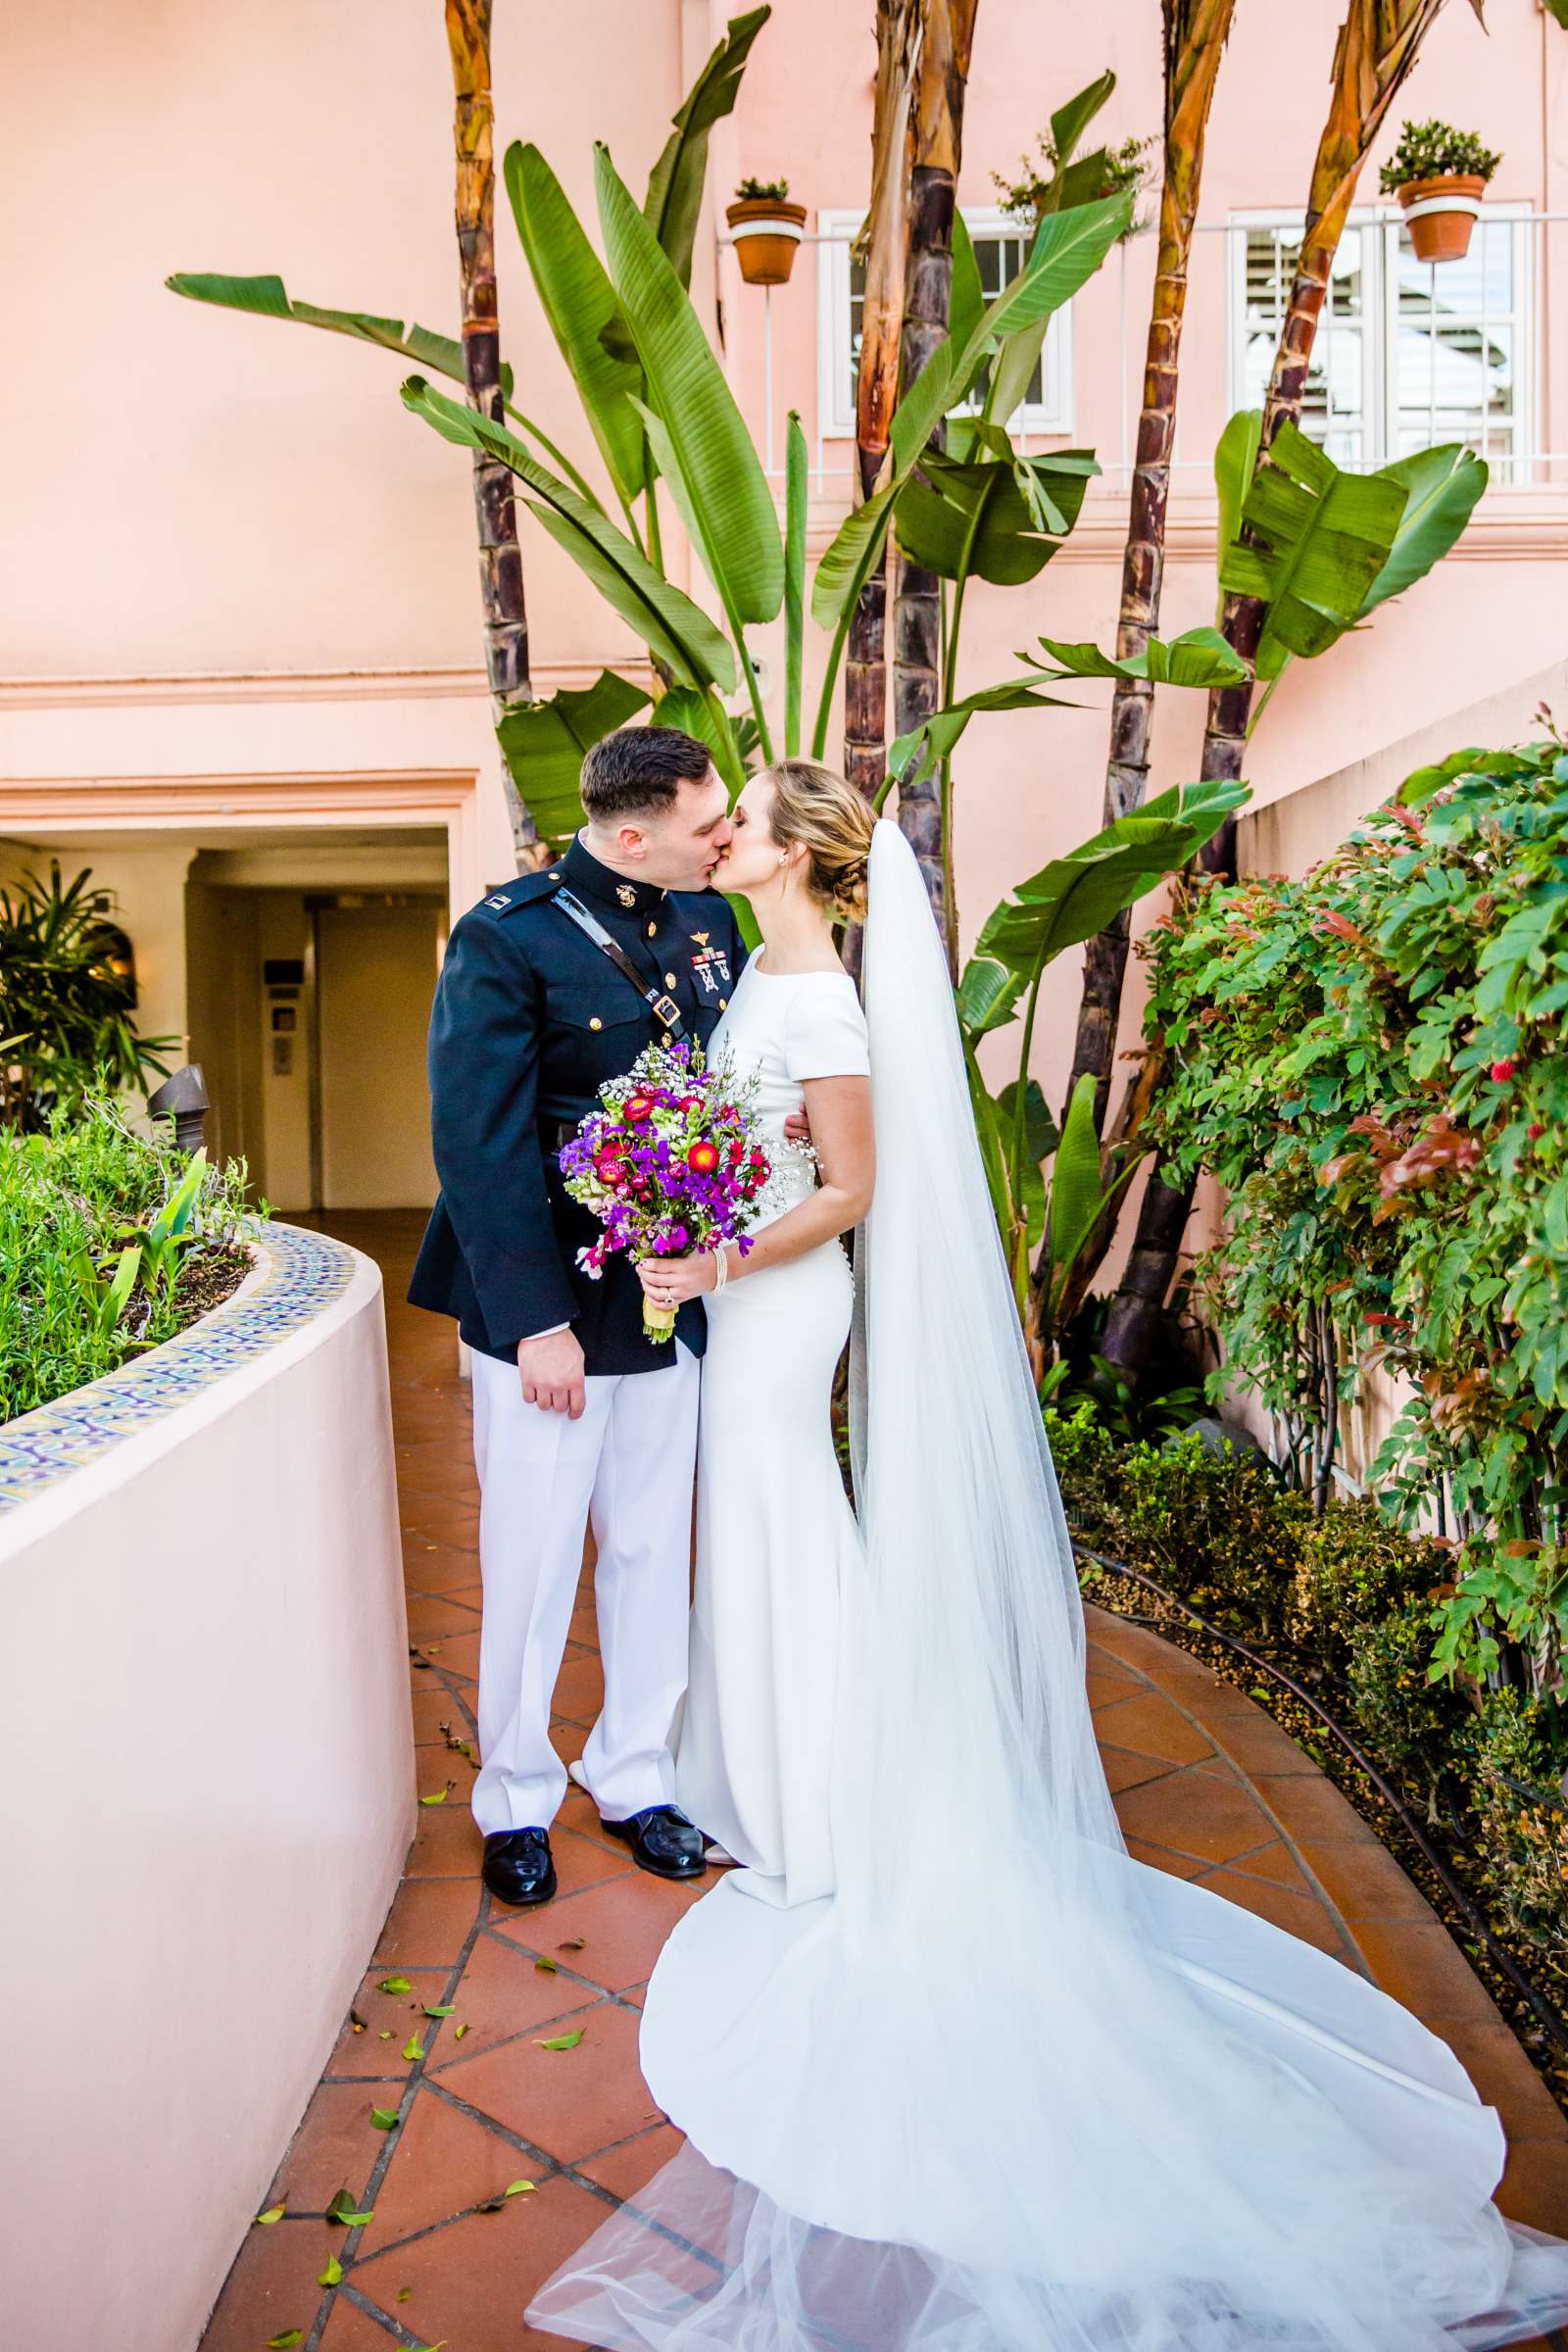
[637,1252,717,1306]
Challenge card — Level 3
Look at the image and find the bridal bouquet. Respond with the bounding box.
[558,1038,779,1342]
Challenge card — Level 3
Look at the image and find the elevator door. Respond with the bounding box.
[316,902,441,1209]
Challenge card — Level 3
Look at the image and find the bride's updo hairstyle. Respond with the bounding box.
[761,760,876,923]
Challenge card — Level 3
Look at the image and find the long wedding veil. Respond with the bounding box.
[528,817,1568,2351]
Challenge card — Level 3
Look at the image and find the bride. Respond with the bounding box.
[530,761,1568,2351]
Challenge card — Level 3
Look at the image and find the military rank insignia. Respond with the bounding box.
[689,935,732,995]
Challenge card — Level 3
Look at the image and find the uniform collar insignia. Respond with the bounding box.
[563,832,665,919]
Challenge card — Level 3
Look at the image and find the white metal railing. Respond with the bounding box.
[716,207,1568,500]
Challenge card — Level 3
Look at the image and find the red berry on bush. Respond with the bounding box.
[1491,1058,1516,1084]
[1528,1122,1545,1142]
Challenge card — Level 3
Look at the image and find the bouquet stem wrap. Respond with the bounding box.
[556,1039,788,1343]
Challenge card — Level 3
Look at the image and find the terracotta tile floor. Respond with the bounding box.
[199,1213,1568,2352]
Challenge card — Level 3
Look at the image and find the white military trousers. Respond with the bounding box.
[467,1341,700,1835]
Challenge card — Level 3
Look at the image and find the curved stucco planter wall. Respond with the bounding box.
[0,1226,414,2352]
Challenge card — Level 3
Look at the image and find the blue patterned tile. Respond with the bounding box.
[0,1225,359,1516]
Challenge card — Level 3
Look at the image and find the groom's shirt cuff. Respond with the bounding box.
[521,1322,570,1343]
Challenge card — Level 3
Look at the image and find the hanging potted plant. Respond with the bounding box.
[1379,119,1501,265]
[725,176,808,285]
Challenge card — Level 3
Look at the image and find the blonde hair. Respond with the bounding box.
[761,760,876,923]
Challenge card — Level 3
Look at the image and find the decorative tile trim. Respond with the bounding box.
[0,1224,360,1516]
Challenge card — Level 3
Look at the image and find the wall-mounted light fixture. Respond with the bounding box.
[89,922,138,1008]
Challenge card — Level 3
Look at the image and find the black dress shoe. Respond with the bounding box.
[482,1827,557,1907]
[600,1804,707,1881]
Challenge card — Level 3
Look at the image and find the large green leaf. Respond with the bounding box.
[1048,1074,1106,1279]
[810,476,899,631]
[643,7,770,288]
[1213,407,1264,612]
[596,147,782,628]
[648,685,746,793]
[401,376,734,690]
[505,144,644,506]
[894,447,1094,585]
[164,272,496,390]
[1219,420,1408,679]
[1359,444,1487,615]
[1030,625,1250,688]
[978,67,1118,430]
[891,192,1132,473]
[889,677,1078,797]
[812,193,1129,638]
[783,411,808,758]
[959,778,1250,1034]
[496,671,651,847]
[949,213,985,357]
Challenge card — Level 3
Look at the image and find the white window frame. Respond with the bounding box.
[816,204,1075,443]
[1226,203,1536,480]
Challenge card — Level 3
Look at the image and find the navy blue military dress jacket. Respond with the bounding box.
[409,834,749,1376]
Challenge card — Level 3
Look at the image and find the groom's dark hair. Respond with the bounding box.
[580,726,711,821]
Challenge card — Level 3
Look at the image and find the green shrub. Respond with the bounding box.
[0,862,173,1128]
[1289,1502,1446,1659]
[1345,1596,1476,1820]
[0,1099,263,1424]
[1054,1413,1564,2002]
[1144,738,1568,1710]
[1378,119,1501,193]
[1466,1689,1567,1958]
[1051,1411,1308,1638]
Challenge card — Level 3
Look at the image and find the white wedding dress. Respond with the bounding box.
[529,822,1568,2352]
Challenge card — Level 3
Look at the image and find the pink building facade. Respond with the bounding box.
[2,0,1565,1211]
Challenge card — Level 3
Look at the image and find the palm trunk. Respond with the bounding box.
[1067,0,1237,1133]
[893,0,979,968]
[445,0,539,863]
[844,0,922,810]
[1100,0,1478,1385]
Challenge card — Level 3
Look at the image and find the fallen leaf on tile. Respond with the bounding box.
[377,1975,412,1995]
[402,2033,426,2062]
[534,1956,559,1974]
[318,2253,343,2287]
[254,2201,286,2227]
[325,2189,374,2228]
[536,2031,584,2051]
[422,2003,456,2018]
[370,2107,400,2131]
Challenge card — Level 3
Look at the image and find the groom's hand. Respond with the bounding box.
[784,1108,811,1146]
[517,1328,586,1419]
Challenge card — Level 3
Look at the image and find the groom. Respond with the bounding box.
[410,727,749,1906]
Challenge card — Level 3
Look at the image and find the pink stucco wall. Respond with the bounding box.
[2,0,1565,1120]
[0,1237,413,2352]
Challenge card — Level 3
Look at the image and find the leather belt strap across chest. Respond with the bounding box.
[553,887,686,1038]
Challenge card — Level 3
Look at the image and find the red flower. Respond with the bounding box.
[727,1140,746,1165]
[1491,1058,1516,1084]
[1528,1123,1545,1142]
[686,1141,720,1175]
[623,1093,654,1123]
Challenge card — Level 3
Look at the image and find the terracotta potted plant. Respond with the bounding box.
[1379,119,1500,265]
[725,176,808,286]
